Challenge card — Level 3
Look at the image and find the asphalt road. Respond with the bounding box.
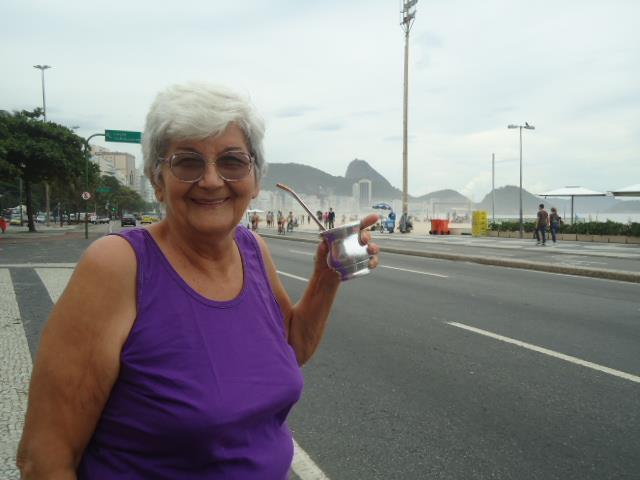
[266,237,640,480]
[2,227,639,479]
[274,229,640,274]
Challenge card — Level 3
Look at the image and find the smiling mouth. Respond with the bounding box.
[191,197,229,207]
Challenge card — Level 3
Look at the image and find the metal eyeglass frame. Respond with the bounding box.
[159,151,254,183]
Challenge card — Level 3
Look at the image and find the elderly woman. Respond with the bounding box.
[17,82,380,479]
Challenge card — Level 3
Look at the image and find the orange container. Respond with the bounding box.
[429,219,450,235]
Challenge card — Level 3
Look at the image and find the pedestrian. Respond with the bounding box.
[16,81,381,480]
[277,210,285,234]
[287,211,294,232]
[327,207,335,229]
[535,203,549,246]
[0,216,7,233]
[307,214,311,224]
[251,211,260,231]
[549,207,562,244]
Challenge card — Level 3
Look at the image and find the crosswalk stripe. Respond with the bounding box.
[36,268,74,303]
[1,266,329,478]
[0,269,33,478]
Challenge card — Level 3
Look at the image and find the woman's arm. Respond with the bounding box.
[17,235,137,479]
[254,214,379,366]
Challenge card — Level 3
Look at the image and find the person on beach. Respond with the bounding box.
[535,203,549,246]
[17,82,380,480]
[549,207,562,243]
[327,208,335,229]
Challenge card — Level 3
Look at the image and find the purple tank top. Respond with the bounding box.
[77,226,303,479]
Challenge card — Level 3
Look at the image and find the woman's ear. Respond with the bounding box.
[252,174,260,199]
[154,186,164,203]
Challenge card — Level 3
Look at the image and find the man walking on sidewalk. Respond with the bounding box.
[327,208,335,229]
[535,203,549,246]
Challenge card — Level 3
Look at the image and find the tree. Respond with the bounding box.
[0,109,89,231]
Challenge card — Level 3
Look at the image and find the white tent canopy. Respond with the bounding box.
[609,184,640,197]
[538,186,606,224]
[538,186,606,197]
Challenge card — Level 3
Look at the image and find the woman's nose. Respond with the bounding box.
[197,161,225,187]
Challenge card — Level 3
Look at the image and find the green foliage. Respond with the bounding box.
[0,109,88,230]
[92,175,145,216]
[489,220,537,232]
[0,109,87,184]
[490,220,640,237]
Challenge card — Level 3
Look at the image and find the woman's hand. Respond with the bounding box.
[313,213,381,277]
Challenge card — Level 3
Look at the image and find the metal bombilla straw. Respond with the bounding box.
[275,183,326,232]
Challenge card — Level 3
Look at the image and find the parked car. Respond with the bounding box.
[36,213,46,223]
[10,215,24,226]
[121,214,137,227]
[141,212,160,224]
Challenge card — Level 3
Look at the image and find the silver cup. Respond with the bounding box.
[320,222,371,281]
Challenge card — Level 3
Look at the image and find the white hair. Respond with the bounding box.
[142,82,266,188]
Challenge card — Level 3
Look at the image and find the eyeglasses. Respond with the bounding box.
[161,151,254,183]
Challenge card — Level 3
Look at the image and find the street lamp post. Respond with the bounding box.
[400,0,418,220]
[34,64,52,226]
[507,123,535,238]
[492,153,495,225]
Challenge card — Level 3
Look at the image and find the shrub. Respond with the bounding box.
[489,220,640,237]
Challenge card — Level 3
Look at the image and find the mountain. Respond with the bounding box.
[262,163,352,196]
[344,159,403,200]
[475,186,640,216]
[605,200,640,213]
[263,159,473,203]
[476,185,551,215]
[415,189,471,205]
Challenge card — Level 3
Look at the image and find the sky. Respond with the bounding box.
[1,0,638,201]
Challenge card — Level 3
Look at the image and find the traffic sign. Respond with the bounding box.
[96,187,112,193]
[105,129,142,144]
[82,192,91,200]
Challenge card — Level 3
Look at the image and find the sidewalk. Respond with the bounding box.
[0,224,78,237]
[257,220,640,283]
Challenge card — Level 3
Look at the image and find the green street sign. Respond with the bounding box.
[105,129,142,144]
[96,187,111,193]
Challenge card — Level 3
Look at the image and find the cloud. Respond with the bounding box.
[273,106,317,118]
[308,122,344,132]
[1,0,637,200]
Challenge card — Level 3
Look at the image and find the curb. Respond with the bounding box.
[261,233,640,284]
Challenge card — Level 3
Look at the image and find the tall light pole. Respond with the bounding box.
[491,153,495,225]
[34,64,52,226]
[400,0,417,218]
[507,122,535,238]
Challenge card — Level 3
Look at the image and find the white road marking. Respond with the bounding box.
[289,250,448,278]
[254,269,331,477]
[289,249,314,256]
[277,270,309,282]
[379,265,448,278]
[36,268,74,303]
[0,269,32,478]
[446,321,640,384]
[292,439,331,480]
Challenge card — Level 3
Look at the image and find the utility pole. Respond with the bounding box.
[34,64,52,227]
[508,123,535,238]
[400,0,417,218]
[492,153,495,224]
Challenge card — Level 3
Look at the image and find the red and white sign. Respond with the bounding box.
[81,191,91,200]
